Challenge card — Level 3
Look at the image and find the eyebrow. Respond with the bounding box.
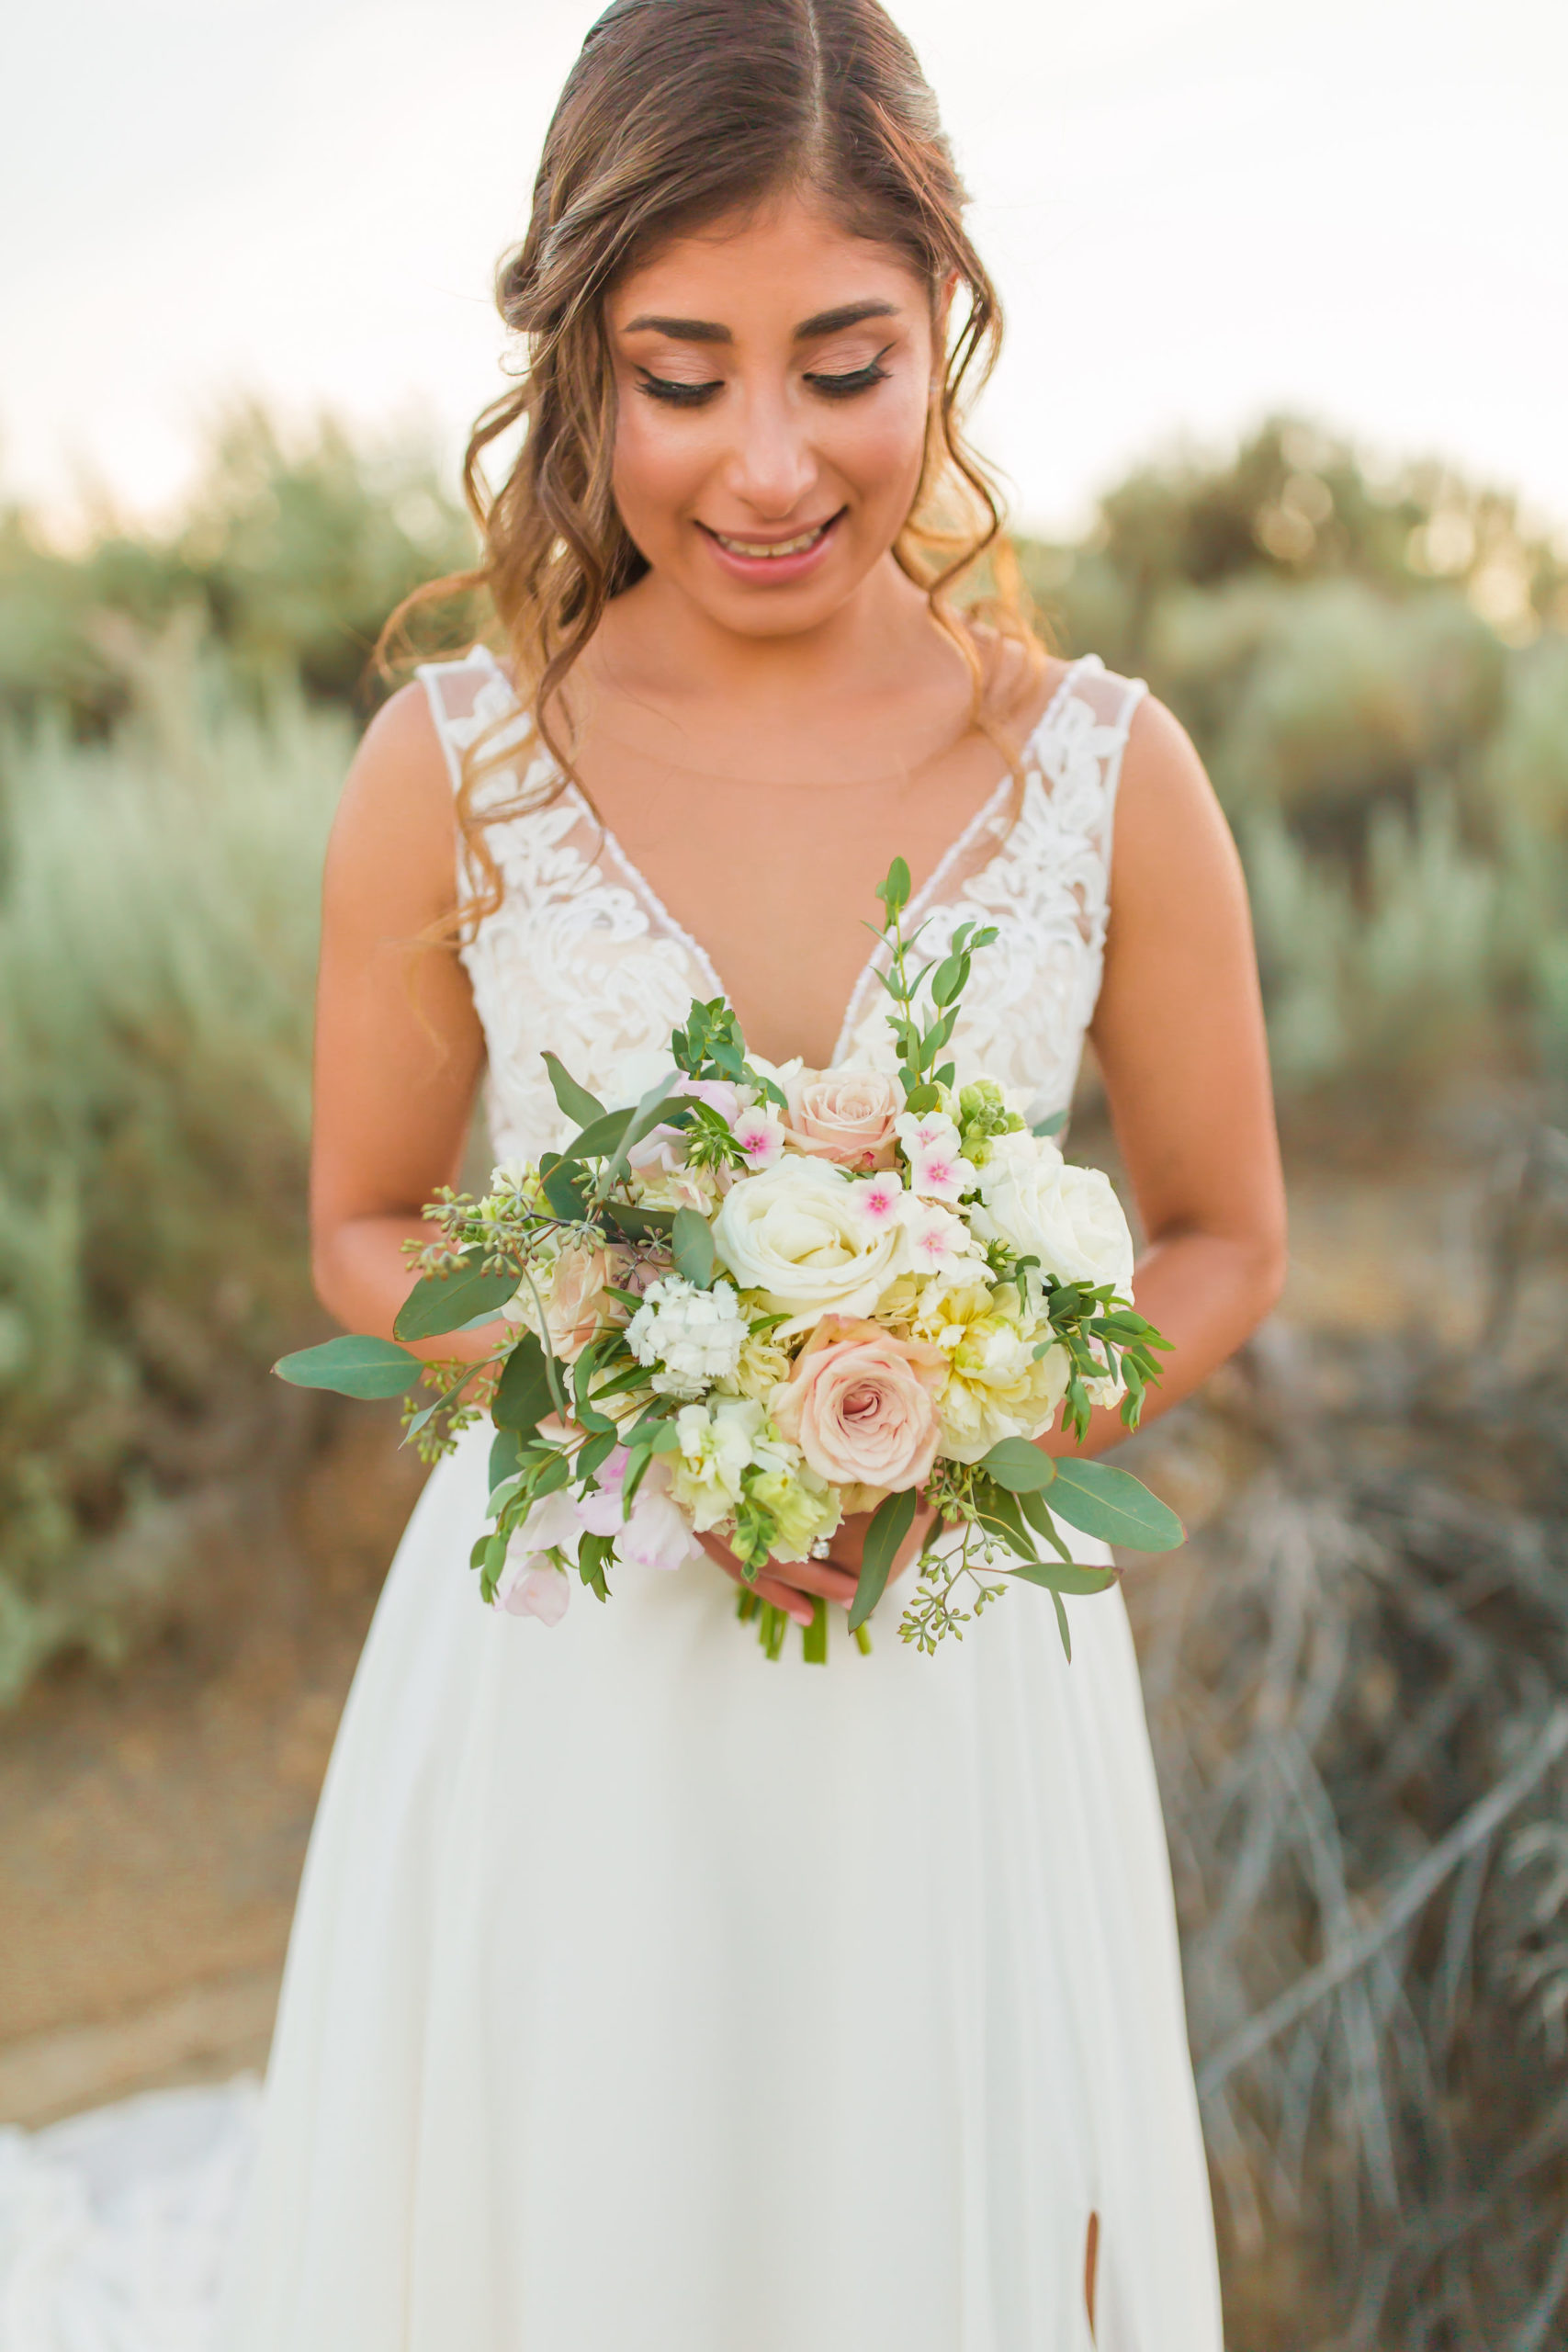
[619,298,899,345]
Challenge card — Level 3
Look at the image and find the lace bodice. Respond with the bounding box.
[417,647,1146,1161]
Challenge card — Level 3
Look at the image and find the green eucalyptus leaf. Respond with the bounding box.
[578,1531,615,1600]
[1007,1557,1119,1596]
[487,1470,527,1516]
[671,1205,717,1288]
[567,1105,637,1159]
[977,1437,1057,1493]
[394,1255,519,1341]
[489,1425,524,1488]
[479,1529,510,1603]
[1052,1587,1072,1660]
[273,1334,424,1398]
[1032,1109,1066,1138]
[577,1427,620,1480]
[599,1200,676,1242]
[849,1487,918,1632]
[541,1051,604,1129]
[541,1159,589,1221]
[1046,1458,1185,1552]
[1017,1487,1075,1561]
[530,1450,573,1501]
[974,1486,1041,1563]
[491,1332,555,1435]
[876,855,911,917]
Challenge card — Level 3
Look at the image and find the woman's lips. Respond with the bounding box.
[696,509,845,583]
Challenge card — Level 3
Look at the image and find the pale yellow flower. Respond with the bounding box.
[725,1324,794,1402]
[746,1464,841,1561]
[909,1279,1069,1464]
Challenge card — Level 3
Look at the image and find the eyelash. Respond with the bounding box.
[635,352,894,409]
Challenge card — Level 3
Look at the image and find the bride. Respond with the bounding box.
[218,1,1285,2344]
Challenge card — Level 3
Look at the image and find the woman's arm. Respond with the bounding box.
[1058,691,1287,1454]
[309,684,492,1362]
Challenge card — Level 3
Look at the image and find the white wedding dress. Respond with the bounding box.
[0,651,1224,2352]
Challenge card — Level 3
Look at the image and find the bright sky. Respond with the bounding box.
[3,0,1564,539]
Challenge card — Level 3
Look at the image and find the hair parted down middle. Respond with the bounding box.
[385,0,1043,930]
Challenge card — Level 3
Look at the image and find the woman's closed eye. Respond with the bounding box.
[635,346,894,408]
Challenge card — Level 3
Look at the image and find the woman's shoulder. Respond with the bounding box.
[964,620,1143,746]
[321,676,467,924]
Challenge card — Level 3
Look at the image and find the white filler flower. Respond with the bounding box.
[626,1274,747,1398]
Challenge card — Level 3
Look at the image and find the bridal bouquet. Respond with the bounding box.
[277,860,1180,1660]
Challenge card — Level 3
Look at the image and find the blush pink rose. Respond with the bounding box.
[784,1070,901,1170]
[540,1241,626,1362]
[771,1317,946,1503]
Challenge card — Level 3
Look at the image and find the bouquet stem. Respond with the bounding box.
[735,1584,858,1664]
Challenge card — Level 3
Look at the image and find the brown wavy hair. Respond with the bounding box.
[383,0,1042,926]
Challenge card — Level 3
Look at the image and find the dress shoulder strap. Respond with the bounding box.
[415,647,530,799]
[1037,653,1147,826]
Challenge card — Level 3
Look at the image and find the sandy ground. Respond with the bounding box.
[0,1136,1528,2132]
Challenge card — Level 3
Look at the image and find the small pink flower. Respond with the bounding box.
[575,1451,705,1573]
[898,1200,975,1273]
[784,1070,901,1170]
[729,1107,785,1170]
[502,1566,570,1624]
[897,1112,955,1156]
[851,1170,904,1228]
[907,1144,975,1202]
[496,1487,581,1623]
[771,1317,946,1495]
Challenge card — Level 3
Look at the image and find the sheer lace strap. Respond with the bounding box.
[1049,656,1147,849]
[414,647,529,800]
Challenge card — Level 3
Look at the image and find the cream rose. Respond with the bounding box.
[771,1317,945,1505]
[711,1158,901,1335]
[972,1134,1135,1296]
[506,1240,626,1362]
[784,1069,901,1170]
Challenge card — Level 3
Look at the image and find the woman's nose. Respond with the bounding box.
[720,389,818,517]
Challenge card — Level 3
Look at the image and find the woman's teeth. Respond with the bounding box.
[712,519,833,559]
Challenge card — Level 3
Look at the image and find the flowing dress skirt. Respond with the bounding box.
[217,1419,1223,2351]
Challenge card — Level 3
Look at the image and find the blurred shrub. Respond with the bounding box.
[1130,1133,1568,2344]
[0,404,477,736]
[1021,416,1568,1104]
[0,632,345,1697]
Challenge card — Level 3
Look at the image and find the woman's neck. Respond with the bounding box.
[585,549,940,722]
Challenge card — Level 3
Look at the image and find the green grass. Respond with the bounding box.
[0,642,346,1696]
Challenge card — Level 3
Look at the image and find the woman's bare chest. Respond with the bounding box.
[568,720,1028,1069]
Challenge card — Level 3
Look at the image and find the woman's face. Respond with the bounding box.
[605,193,940,638]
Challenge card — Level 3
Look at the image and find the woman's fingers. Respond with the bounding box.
[697,1534,857,1620]
[766,1556,860,1606]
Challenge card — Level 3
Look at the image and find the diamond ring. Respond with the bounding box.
[809,1536,832,1560]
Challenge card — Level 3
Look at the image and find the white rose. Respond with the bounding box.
[711,1158,901,1336]
[972,1134,1135,1297]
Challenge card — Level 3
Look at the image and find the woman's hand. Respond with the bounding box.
[698,1496,938,1628]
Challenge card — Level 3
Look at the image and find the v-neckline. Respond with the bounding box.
[473,646,1094,1070]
